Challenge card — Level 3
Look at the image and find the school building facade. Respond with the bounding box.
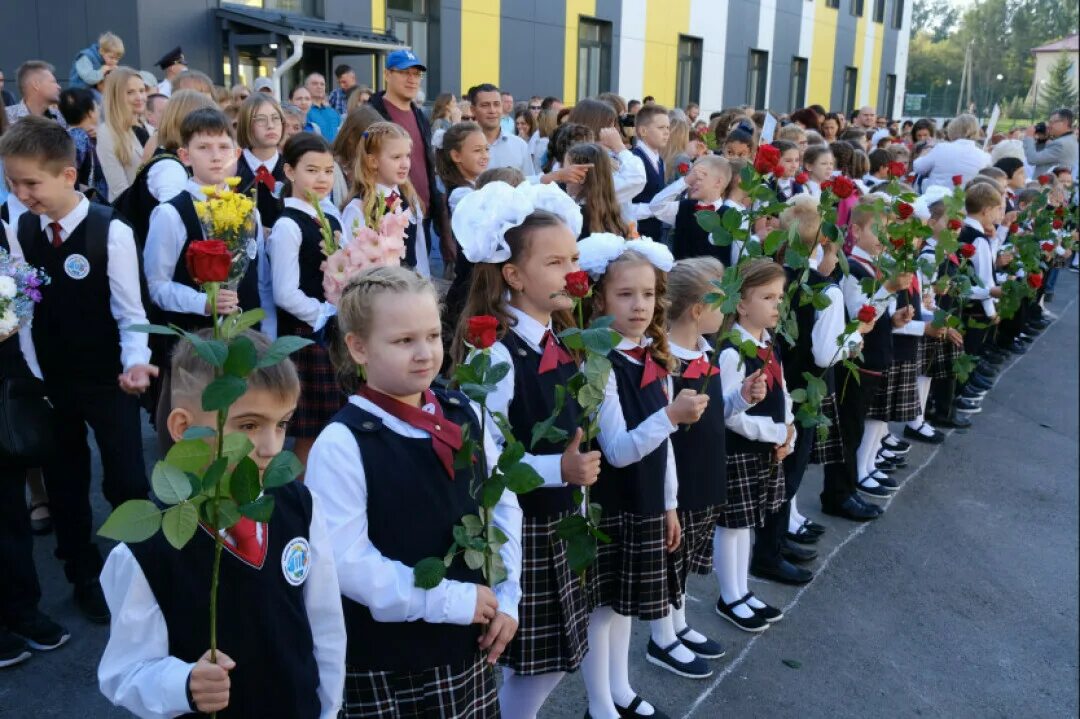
[0,0,911,116]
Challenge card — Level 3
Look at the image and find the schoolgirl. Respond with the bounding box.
[235,93,288,230]
[563,142,631,239]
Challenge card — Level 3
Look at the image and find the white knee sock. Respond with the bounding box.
[649,613,696,662]
[737,529,766,610]
[788,496,806,533]
[858,419,888,481]
[909,376,932,428]
[499,669,566,719]
[610,613,654,715]
[713,526,754,618]
[581,607,620,719]
[670,602,705,644]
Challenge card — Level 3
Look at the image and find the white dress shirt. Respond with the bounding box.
[596,337,679,511]
[146,156,189,204]
[158,78,173,98]
[305,393,524,624]
[648,176,688,227]
[961,217,997,318]
[487,128,535,178]
[269,197,336,331]
[718,324,794,448]
[841,246,892,322]
[668,336,752,418]
[911,138,991,190]
[97,494,346,719]
[811,284,862,368]
[629,143,664,222]
[339,183,429,278]
[7,195,151,370]
[242,148,280,177]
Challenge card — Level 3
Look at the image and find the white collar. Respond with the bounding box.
[284,196,320,217]
[185,178,226,201]
[39,194,89,235]
[722,198,744,210]
[615,334,653,364]
[668,335,711,361]
[963,216,986,234]
[637,142,662,167]
[347,394,437,439]
[375,182,400,198]
[506,304,553,349]
[243,148,279,173]
[733,323,771,348]
[850,245,878,264]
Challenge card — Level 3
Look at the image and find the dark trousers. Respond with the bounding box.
[753,422,814,567]
[824,366,882,506]
[42,380,148,585]
[0,464,41,625]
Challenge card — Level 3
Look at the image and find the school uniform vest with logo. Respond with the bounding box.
[783,267,839,393]
[846,258,894,371]
[891,284,924,362]
[502,330,581,517]
[721,339,786,456]
[276,207,341,337]
[112,150,187,245]
[18,205,122,384]
[671,355,727,510]
[630,146,665,242]
[128,482,319,719]
[956,224,993,319]
[236,155,286,229]
[593,350,669,516]
[672,200,732,266]
[333,390,486,671]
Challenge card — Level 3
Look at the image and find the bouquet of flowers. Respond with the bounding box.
[318,190,410,304]
[0,248,49,336]
[193,178,258,290]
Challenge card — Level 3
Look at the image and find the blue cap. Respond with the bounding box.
[386,49,426,72]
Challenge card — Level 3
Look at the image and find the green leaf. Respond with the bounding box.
[256,335,314,368]
[483,361,511,386]
[789,388,808,404]
[708,227,732,247]
[413,557,447,589]
[165,438,213,473]
[221,308,266,340]
[695,209,724,234]
[530,412,569,450]
[461,514,484,537]
[151,462,193,504]
[498,441,525,470]
[161,503,198,549]
[181,331,228,367]
[201,375,248,412]
[262,451,304,488]
[98,499,162,543]
[763,229,786,257]
[588,502,603,526]
[231,457,262,505]
[488,552,508,586]
[582,327,619,356]
[128,323,180,336]
[566,533,598,574]
[182,425,216,440]
[239,494,275,522]
[503,463,543,494]
[463,548,485,570]
[481,473,507,509]
[556,513,588,540]
[198,457,229,495]
[219,433,254,467]
[223,336,258,377]
[782,659,803,669]
[201,497,241,530]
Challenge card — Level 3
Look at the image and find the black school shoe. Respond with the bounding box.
[954,397,982,414]
[880,434,911,455]
[750,558,813,585]
[715,596,770,632]
[786,525,821,545]
[822,495,882,521]
[781,540,817,563]
[8,612,69,651]
[928,411,973,429]
[904,422,946,444]
[676,627,726,659]
[74,580,110,624]
[616,696,672,719]
[741,592,784,622]
[0,629,31,668]
[645,638,712,679]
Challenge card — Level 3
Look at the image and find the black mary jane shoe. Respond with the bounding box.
[741,591,784,622]
[645,638,713,678]
[676,627,726,659]
[616,696,672,719]
[786,524,820,545]
[714,595,770,632]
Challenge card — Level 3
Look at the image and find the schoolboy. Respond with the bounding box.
[654,155,736,265]
[98,330,346,718]
[0,116,157,623]
[629,104,672,241]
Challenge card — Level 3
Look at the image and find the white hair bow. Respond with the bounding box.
[577,233,674,279]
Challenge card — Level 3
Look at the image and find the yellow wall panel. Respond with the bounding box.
[868,20,884,110]
[371,0,385,32]
[642,0,691,107]
[808,0,838,107]
[461,0,501,91]
[564,0,597,102]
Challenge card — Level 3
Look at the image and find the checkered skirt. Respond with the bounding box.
[344,654,498,718]
[668,506,720,601]
[592,511,675,620]
[501,513,591,675]
[866,358,920,422]
[291,340,345,437]
[717,452,785,529]
[923,337,960,381]
[810,394,845,465]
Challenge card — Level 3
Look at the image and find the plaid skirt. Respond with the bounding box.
[810,394,845,465]
[923,337,960,381]
[668,506,720,602]
[717,452,785,529]
[344,654,498,719]
[866,359,920,422]
[291,341,345,438]
[501,513,590,675]
[592,511,675,620]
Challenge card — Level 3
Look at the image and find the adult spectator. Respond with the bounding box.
[144,93,167,129]
[912,113,991,189]
[70,31,124,90]
[0,69,14,107]
[303,73,340,140]
[471,83,533,177]
[330,104,383,207]
[171,69,212,97]
[253,77,274,96]
[430,93,460,133]
[531,108,558,172]
[685,101,700,124]
[499,90,515,137]
[367,49,450,263]
[288,85,320,135]
[541,96,562,112]
[346,85,373,113]
[97,67,152,201]
[154,46,186,97]
[627,99,641,115]
[853,105,877,130]
[514,106,536,142]
[527,95,542,118]
[1023,108,1078,178]
[229,84,250,105]
[790,107,820,132]
[58,87,109,202]
[328,64,356,115]
[910,118,935,145]
[5,61,65,127]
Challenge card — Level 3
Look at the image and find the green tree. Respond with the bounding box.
[1038,54,1079,115]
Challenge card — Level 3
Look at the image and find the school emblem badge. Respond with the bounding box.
[281,536,312,586]
[63,253,90,280]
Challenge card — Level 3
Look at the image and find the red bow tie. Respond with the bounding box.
[681,354,719,380]
[695,203,715,212]
[757,345,783,391]
[357,386,465,479]
[254,165,276,191]
[622,346,669,389]
[538,330,574,374]
[386,190,400,208]
[223,516,267,568]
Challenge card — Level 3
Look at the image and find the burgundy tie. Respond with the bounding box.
[49,222,63,248]
[756,345,783,391]
[622,346,668,389]
[226,516,267,567]
[356,385,465,479]
[538,330,574,374]
[695,203,715,212]
[681,354,719,380]
[254,165,276,191]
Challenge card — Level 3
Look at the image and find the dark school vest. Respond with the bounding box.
[672,199,733,266]
[593,350,669,516]
[129,482,320,719]
[846,257,894,371]
[670,352,727,510]
[235,154,286,229]
[721,339,787,456]
[274,207,341,336]
[112,149,187,245]
[630,146,665,242]
[891,282,925,362]
[783,267,838,394]
[18,204,122,384]
[501,329,581,517]
[957,225,993,320]
[334,390,486,671]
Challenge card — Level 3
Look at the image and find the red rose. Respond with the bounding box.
[1041,241,1056,253]
[564,270,591,299]
[795,171,810,185]
[958,244,976,259]
[677,162,690,175]
[185,240,232,285]
[890,237,906,250]
[1053,219,1064,230]
[829,175,856,199]
[951,174,963,186]
[753,143,782,175]
[466,315,498,349]
[857,304,877,323]
[906,173,916,184]
[1008,222,1020,234]
[1038,175,1051,186]
[948,219,963,231]
[896,202,914,219]
[887,161,907,178]
[1054,206,1065,218]
[1027,273,1043,289]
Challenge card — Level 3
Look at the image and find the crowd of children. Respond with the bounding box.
[0,45,1077,719]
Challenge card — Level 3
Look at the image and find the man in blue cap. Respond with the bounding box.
[368,49,451,273]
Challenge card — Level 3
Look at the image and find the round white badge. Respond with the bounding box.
[281,536,312,586]
[63,253,91,280]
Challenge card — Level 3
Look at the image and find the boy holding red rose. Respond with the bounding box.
[0,116,157,624]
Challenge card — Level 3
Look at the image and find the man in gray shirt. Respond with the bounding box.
[1023,108,1078,178]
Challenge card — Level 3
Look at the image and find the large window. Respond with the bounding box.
[230,0,322,16]
[873,0,886,22]
[842,66,858,114]
[892,0,905,28]
[790,57,808,111]
[850,0,864,16]
[881,73,897,119]
[675,35,703,108]
[747,50,769,110]
[577,18,612,101]
[386,0,429,95]
[825,0,840,8]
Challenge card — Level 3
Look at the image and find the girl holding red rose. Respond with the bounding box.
[765,140,810,203]
[801,145,836,201]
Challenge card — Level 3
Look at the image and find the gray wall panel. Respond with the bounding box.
[769,0,804,111]
[723,0,761,107]
[832,2,858,111]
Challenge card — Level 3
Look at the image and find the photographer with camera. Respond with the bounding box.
[1024,108,1078,179]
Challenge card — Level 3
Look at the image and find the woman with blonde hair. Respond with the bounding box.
[430,92,459,133]
[662,116,694,182]
[911,113,991,189]
[97,66,152,200]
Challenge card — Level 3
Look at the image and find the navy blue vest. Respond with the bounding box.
[891,284,924,362]
[275,207,341,336]
[670,351,727,509]
[846,258,894,371]
[112,150,187,245]
[593,350,669,516]
[957,224,993,319]
[631,146,665,242]
[235,155,286,229]
[129,482,320,719]
[721,339,787,455]
[333,390,486,671]
[672,199,733,266]
[783,267,838,394]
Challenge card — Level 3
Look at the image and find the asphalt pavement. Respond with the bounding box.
[2,274,1077,719]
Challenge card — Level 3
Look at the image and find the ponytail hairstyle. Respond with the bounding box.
[589,250,676,372]
[351,120,424,222]
[722,258,789,334]
[667,256,725,325]
[435,121,484,194]
[566,142,629,237]
[281,132,333,199]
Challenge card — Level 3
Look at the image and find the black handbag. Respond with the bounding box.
[0,375,55,464]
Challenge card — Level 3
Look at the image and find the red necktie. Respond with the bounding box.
[910,273,920,297]
[695,203,714,212]
[622,346,668,389]
[254,165,276,191]
[227,516,267,567]
[49,222,63,248]
[681,354,719,380]
[538,330,574,374]
[357,386,464,479]
[386,190,400,209]
[757,345,783,391]
[948,253,959,266]
[851,254,883,281]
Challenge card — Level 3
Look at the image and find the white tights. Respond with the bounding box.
[498,669,566,719]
